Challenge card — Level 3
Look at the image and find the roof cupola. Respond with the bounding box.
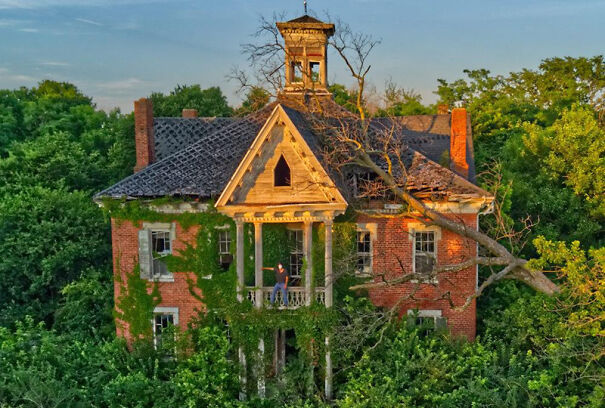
[276,15,334,94]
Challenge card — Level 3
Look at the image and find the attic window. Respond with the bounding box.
[274,155,291,187]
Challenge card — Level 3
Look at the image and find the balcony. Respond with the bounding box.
[246,286,325,309]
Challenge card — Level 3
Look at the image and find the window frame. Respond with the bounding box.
[355,223,377,278]
[287,229,304,278]
[408,224,440,283]
[406,309,446,335]
[143,222,176,282]
[152,306,179,350]
[216,226,233,271]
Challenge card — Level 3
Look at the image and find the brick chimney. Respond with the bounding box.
[450,107,469,179]
[133,98,155,173]
[182,108,198,118]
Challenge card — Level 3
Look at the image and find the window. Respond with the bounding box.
[152,230,172,278]
[218,229,232,270]
[152,307,178,350]
[351,172,378,198]
[356,231,372,277]
[288,229,303,278]
[274,155,291,187]
[309,61,320,82]
[406,309,446,336]
[291,61,303,83]
[414,231,436,280]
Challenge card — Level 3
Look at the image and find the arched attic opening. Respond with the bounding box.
[274,155,291,187]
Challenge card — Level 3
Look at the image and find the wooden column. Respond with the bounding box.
[324,219,333,308]
[236,220,245,302]
[258,337,265,398]
[254,222,263,309]
[324,218,333,400]
[236,220,247,400]
[254,222,265,398]
[303,221,313,306]
[238,347,247,401]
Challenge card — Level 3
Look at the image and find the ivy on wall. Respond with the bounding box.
[114,264,161,340]
[106,198,364,396]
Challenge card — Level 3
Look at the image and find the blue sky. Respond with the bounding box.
[1,0,603,112]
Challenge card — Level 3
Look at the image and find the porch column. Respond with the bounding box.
[303,221,313,306]
[254,222,265,398]
[324,219,333,308]
[236,220,245,302]
[258,336,265,398]
[324,218,333,400]
[254,222,263,309]
[236,220,247,400]
[238,347,247,401]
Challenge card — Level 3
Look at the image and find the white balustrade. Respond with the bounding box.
[245,287,325,309]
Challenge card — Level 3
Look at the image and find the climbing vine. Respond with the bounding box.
[107,198,365,397]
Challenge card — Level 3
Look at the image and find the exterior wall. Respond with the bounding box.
[233,125,331,205]
[111,218,202,343]
[358,213,478,340]
[112,212,478,342]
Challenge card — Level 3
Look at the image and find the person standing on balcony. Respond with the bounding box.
[264,263,289,306]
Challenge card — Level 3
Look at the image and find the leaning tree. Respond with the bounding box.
[234,13,560,316]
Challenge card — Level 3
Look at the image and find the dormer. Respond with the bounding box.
[277,15,334,93]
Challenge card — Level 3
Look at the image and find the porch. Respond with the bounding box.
[246,286,326,309]
[222,207,342,401]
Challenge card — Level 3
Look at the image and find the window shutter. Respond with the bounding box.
[435,317,447,333]
[138,229,153,280]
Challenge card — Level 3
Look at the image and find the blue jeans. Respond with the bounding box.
[270,283,288,306]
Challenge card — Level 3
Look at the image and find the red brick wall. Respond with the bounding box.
[133,98,155,173]
[111,218,203,343]
[112,212,479,341]
[358,213,478,340]
[450,108,469,179]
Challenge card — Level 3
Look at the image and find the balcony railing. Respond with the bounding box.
[245,286,325,309]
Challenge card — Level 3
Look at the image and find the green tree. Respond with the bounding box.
[235,86,270,116]
[150,85,233,117]
[0,187,110,326]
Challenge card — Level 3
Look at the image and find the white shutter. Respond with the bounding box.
[138,229,154,280]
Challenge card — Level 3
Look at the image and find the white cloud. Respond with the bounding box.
[0,19,27,26]
[96,77,145,90]
[0,67,37,83]
[39,61,70,67]
[75,17,103,26]
[0,0,163,9]
[18,28,39,33]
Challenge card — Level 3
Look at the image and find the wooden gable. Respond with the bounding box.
[216,105,347,215]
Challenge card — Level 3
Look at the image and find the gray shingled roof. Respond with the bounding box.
[154,117,238,160]
[96,105,275,199]
[96,99,485,201]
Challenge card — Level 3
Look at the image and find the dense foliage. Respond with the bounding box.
[0,53,602,407]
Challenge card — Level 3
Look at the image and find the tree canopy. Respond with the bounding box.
[0,51,602,408]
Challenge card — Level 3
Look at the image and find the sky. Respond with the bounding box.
[0,0,604,113]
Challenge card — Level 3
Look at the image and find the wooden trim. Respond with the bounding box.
[216,104,348,213]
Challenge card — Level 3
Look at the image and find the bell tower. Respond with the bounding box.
[277,15,334,94]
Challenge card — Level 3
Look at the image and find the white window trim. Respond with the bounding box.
[143,222,176,282]
[287,228,304,278]
[407,309,442,319]
[152,306,179,350]
[356,223,377,278]
[407,309,446,334]
[408,223,441,284]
